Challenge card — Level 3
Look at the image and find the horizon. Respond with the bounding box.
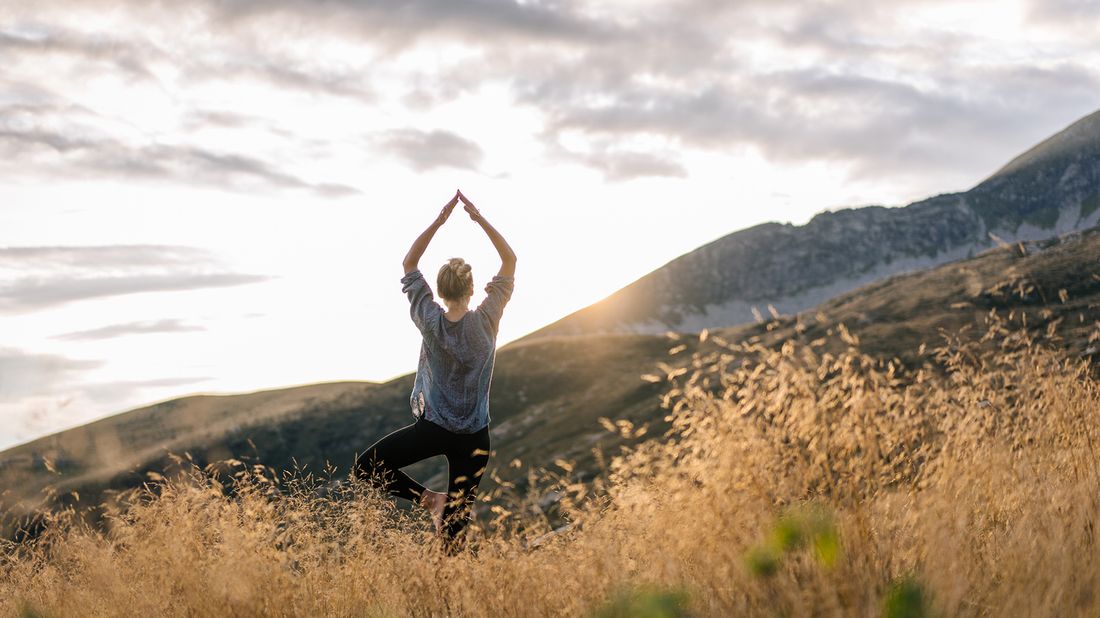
[3,0,1100,451]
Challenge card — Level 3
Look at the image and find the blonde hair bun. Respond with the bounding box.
[450,257,473,277]
[438,257,475,301]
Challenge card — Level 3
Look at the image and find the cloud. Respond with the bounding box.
[0,24,366,196]
[0,24,374,102]
[209,0,610,47]
[19,0,610,45]
[548,141,687,181]
[374,129,484,171]
[0,245,270,313]
[524,58,1100,182]
[0,348,103,400]
[461,1,1100,181]
[0,351,206,405]
[52,319,205,341]
[0,347,206,405]
[1025,0,1100,26]
[0,364,211,450]
[0,245,212,269]
[7,0,1100,185]
[179,55,376,103]
[0,103,360,196]
[0,274,268,313]
[0,27,160,82]
[593,150,686,181]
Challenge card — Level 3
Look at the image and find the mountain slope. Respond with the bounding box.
[523,108,1100,339]
[714,226,1100,364]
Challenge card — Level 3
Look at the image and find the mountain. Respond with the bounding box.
[523,109,1100,339]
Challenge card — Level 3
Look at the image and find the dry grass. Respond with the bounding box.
[3,312,1099,617]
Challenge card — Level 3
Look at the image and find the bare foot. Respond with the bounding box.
[419,490,447,535]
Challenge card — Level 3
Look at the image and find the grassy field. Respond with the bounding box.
[3,311,1098,617]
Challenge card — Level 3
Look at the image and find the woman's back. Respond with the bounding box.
[401,268,515,434]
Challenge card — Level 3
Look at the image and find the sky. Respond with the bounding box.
[1,0,1098,451]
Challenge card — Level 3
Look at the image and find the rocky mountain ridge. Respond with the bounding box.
[524,108,1100,339]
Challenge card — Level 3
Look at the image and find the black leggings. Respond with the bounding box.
[354,416,491,553]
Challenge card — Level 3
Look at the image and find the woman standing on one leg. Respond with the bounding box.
[354,189,516,555]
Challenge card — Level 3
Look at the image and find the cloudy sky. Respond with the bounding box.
[2,0,1098,451]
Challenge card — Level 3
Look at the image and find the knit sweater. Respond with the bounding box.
[400,269,514,433]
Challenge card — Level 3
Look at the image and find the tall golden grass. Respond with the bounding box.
[3,312,1099,617]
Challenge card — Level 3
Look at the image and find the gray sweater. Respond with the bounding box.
[400,269,514,434]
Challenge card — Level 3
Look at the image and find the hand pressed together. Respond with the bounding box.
[456,189,483,223]
[435,191,460,226]
[403,189,517,278]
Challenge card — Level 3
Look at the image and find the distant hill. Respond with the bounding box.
[523,109,1100,339]
[0,333,675,537]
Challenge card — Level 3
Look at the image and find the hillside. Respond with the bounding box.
[523,108,1100,339]
[713,226,1100,365]
[0,333,674,537]
[4,222,1100,539]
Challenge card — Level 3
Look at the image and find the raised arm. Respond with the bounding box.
[403,191,459,274]
[458,190,517,277]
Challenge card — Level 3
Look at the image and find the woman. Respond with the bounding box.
[354,189,516,555]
